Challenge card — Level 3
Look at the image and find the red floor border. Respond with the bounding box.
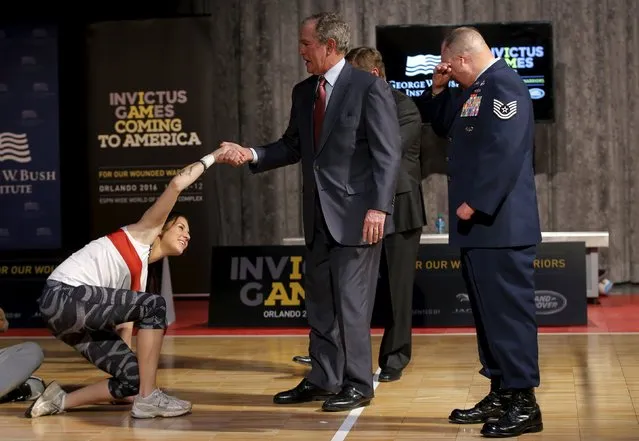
[3,294,639,338]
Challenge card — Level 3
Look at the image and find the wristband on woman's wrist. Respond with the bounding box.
[199,154,215,169]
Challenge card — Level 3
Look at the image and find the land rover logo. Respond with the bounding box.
[535,290,567,315]
[529,87,545,100]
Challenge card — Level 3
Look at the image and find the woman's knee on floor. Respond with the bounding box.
[108,371,140,399]
[138,294,167,330]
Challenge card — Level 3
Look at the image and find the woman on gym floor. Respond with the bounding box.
[26,149,222,419]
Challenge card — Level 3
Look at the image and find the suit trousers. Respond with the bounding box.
[304,196,382,398]
[0,342,43,399]
[461,246,540,389]
[378,227,422,371]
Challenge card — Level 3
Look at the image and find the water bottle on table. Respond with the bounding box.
[435,213,446,234]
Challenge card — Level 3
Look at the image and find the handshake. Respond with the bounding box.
[215,142,254,167]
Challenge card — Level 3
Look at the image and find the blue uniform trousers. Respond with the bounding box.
[461,245,540,389]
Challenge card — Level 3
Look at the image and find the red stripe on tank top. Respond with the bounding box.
[107,229,143,291]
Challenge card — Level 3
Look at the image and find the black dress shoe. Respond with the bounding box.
[322,385,372,412]
[480,389,543,438]
[378,367,402,382]
[449,389,512,424]
[292,355,312,367]
[273,378,333,404]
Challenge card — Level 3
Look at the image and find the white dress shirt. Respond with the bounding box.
[250,58,347,162]
[319,57,345,109]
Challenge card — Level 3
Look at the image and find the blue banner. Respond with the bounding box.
[0,24,61,250]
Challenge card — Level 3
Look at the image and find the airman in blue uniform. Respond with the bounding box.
[418,27,542,438]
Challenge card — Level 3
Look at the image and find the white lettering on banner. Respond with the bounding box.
[1,169,56,182]
[263,310,305,319]
[99,184,138,193]
[0,184,33,194]
[534,290,568,315]
[0,165,57,199]
[491,45,545,69]
[389,79,459,97]
[97,195,202,204]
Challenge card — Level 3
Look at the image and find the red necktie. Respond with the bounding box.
[313,76,326,149]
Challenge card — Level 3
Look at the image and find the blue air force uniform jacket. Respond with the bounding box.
[420,58,541,248]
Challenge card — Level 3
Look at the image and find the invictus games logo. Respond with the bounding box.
[97,90,202,149]
[491,46,545,69]
[231,255,306,319]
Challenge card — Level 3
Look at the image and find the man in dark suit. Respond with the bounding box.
[218,12,401,412]
[418,27,543,437]
[292,47,426,383]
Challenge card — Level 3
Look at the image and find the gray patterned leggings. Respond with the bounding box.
[37,280,167,398]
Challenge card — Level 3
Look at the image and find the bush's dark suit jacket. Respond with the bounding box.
[250,63,402,245]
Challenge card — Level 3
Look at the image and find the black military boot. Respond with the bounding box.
[449,378,511,424]
[480,388,543,437]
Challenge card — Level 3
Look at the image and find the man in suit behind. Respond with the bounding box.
[218,12,401,412]
[293,47,426,382]
[418,27,543,437]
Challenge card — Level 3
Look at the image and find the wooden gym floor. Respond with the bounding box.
[2,295,639,440]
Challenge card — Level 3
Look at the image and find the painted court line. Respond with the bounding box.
[330,368,382,441]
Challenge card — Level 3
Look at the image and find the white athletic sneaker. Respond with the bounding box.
[25,381,66,418]
[130,389,192,419]
[25,376,46,401]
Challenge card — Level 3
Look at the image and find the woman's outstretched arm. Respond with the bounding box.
[126,150,221,245]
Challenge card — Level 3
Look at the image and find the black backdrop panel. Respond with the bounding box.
[209,242,587,328]
[86,17,213,294]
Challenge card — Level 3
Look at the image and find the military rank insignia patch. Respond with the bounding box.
[461,94,482,117]
[493,99,517,119]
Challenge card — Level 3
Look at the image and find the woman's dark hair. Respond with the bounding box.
[146,211,189,294]
[162,211,188,232]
